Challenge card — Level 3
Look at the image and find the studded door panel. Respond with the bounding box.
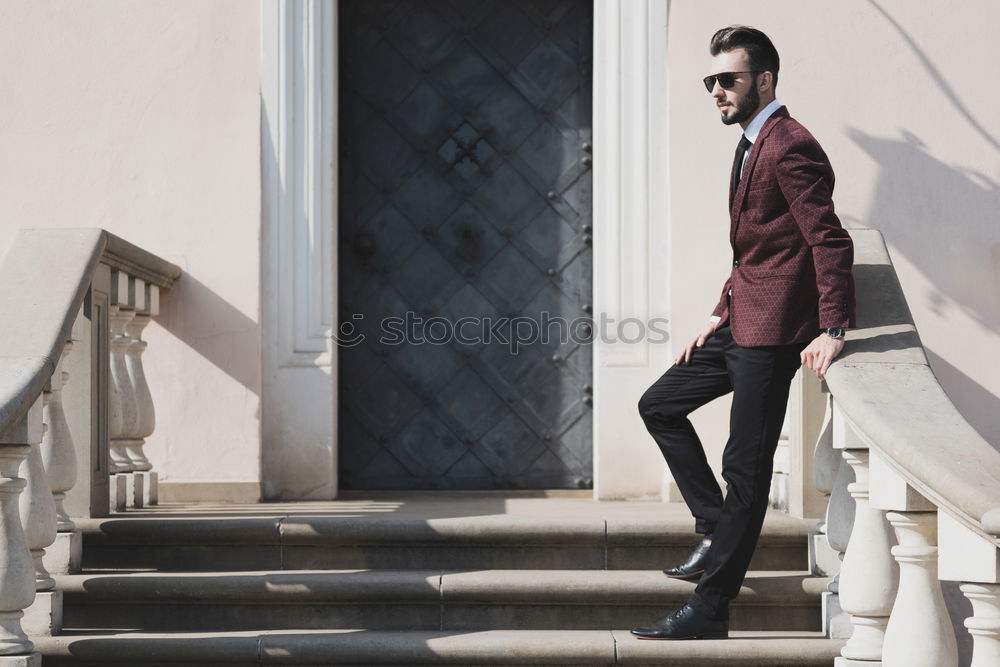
[338,0,593,489]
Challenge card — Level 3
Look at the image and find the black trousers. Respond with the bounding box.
[637,324,807,620]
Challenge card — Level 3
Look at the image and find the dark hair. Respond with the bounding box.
[710,26,779,89]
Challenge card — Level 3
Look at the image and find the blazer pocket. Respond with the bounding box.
[740,266,799,280]
[747,182,779,194]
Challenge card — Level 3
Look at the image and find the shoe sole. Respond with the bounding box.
[632,632,728,640]
[662,570,704,581]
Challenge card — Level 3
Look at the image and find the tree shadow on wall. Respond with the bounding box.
[847,126,1000,448]
[847,127,1000,331]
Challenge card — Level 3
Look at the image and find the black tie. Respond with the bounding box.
[731,134,752,199]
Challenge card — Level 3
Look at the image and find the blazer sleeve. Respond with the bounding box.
[775,137,856,329]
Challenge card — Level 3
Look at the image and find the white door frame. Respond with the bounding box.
[592,0,673,498]
[259,0,673,500]
[260,0,338,500]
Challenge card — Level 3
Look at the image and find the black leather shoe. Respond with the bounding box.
[630,602,729,640]
[662,536,712,580]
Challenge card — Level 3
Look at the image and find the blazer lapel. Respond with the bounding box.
[730,106,789,243]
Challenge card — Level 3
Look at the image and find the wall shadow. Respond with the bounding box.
[156,271,260,396]
[846,127,1000,449]
[847,127,1000,332]
[925,348,1000,449]
[867,0,1000,152]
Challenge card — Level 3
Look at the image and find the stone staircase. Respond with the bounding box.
[33,496,844,666]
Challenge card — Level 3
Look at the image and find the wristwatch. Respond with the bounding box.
[824,327,845,339]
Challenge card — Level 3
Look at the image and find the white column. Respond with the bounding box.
[788,368,831,519]
[589,0,671,499]
[882,511,957,667]
[836,448,898,665]
[0,402,42,657]
[261,0,338,500]
[962,583,1000,667]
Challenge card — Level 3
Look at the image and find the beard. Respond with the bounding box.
[721,75,760,126]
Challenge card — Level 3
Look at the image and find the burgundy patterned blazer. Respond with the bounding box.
[711,106,856,346]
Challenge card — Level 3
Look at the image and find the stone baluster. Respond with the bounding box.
[811,391,841,573]
[882,512,957,666]
[834,405,898,666]
[38,334,82,616]
[0,398,42,660]
[109,308,138,474]
[810,391,854,638]
[108,270,141,509]
[825,453,855,572]
[123,281,159,506]
[962,584,1000,667]
[20,389,61,637]
[19,425,57,593]
[868,447,957,667]
[824,397,858,603]
[124,314,153,472]
[41,343,78,532]
[939,508,1000,667]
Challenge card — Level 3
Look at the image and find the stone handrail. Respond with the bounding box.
[826,228,1000,541]
[808,228,1000,667]
[0,229,179,442]
[0,228,179,661]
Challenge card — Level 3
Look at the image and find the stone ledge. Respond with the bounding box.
[612,629,844,664]
[76,513,815,547]
[35,630,843,665]
[55,569,828,605]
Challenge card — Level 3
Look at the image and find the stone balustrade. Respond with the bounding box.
[797,228,1000,667]
[0,229,178,664]
[108,270,161,511]
[0,223,996,667]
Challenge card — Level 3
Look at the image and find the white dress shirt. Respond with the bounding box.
[710,99,782,324]
[738,98,781,178]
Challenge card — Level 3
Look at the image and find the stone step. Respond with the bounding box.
[57,569,827,632]
[79,515,812,572]
[35,629,845,666]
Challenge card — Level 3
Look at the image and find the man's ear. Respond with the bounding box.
[758,71,773,94]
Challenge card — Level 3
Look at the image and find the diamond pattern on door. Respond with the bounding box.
[339,0,593,489]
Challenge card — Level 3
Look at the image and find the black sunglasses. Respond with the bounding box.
[703,71,760,93]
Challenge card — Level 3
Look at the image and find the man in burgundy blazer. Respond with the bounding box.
[632,26,856,640]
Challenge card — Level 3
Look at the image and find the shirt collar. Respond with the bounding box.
[743,99,781,144]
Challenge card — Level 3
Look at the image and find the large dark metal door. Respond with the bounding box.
[338,0,593,489]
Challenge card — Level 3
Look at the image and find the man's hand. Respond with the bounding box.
[675,320,721,365]
[800,333,845,380]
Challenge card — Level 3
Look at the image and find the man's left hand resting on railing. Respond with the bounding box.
[801,328,846,381]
